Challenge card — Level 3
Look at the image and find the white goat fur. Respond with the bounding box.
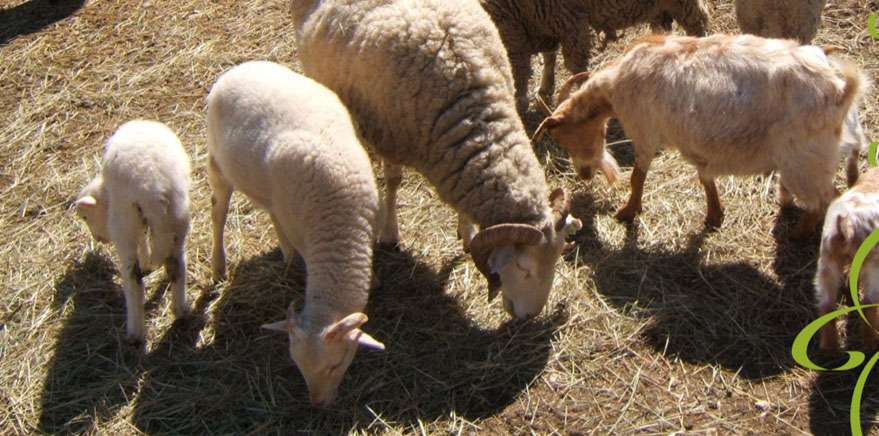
[815,168,879,351]
[75,120,191,343]
[206,61,384,407]
[539,34,867,238]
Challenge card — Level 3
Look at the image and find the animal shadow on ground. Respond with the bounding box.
[779,207,879,435]
[0,0,85,46]
[128,246,565,433]
[38,251,143,433]
[569,190,816,380]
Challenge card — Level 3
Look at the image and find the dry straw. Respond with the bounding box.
[0,0,877,433]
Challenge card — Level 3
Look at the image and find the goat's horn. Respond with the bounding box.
[469,223,544,301]
[557,71,591,103]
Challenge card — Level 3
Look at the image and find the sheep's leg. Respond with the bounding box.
[457,214,478,253]
[699,174,725,229]
[538,51,557,108]
[110,206,147,344]
[208,157,233,280]
[615,166,647,222]
[378,161,402,246]
[270,212,298,263]
[815,247,843,351]
[510,53,533,116]
[861,262,879,351]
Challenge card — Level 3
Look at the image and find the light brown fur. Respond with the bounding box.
[539,34,867,238]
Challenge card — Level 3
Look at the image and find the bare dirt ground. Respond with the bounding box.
[1,0,878,434]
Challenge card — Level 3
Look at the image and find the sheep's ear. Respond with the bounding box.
[322,313,368,343]
[348,330,385,351]
[75,196,97,208]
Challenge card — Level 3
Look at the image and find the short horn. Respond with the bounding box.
[469,223,544,296]
[532,116,561,143]
[557,71,591,103]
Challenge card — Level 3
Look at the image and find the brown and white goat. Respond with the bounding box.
[815,168,879,351]
[535,34,866,238]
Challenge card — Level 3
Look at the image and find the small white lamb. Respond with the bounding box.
[206,61,384,407]
[815,168,879,351]
[75,119,191,343]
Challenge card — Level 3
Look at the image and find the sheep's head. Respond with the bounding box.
[469,189,582,319]
[262,307,384,407]
[75,176,110,243]
[536,74,620,185]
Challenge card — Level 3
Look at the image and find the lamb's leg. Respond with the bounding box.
[538,51,557,109]
[457,214,478,253]
[270,212,298,263]
[861,261,879,351]
[509,52,533,116]
[615,166,648,223]
[699,173,725,229]
[208,157,233,281]
[815,245,843,351]
[136,229,153,273]
[110,206,147,344]
[379,161,402,246]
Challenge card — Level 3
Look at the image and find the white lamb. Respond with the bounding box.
[75,120,191,343]
[815,168,879,351]
[206,61,384,407]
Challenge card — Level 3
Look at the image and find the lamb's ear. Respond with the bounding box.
[348,330,386,351]
[261,320,289,333]
[261,304,299,333]
[75,196,97,208]
[322,313,368,343]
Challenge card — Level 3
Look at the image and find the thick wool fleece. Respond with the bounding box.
[291,0,551,228]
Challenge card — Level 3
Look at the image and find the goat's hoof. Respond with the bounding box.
[614,207,640,223]
[125,334,145,347]
[377,241,401,252]
[704,213,724,230]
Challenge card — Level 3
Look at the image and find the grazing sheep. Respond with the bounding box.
[480,0,710,115]
[735,0,826,44]
[75,120,191,343]
[535,34,866,239]
[206,61,384,407]
[814,168,879,351]
[291,0,583,320]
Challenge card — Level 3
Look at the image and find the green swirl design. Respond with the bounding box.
[870,13,879,39]
[869,142,878,167]
[792,227,879,435]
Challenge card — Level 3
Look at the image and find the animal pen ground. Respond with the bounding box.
[1,0,877,434]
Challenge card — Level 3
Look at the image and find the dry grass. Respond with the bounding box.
[1,0,878,434]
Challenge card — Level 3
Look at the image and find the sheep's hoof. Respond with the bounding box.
[377,241,401,252]
[614,206,640,223]
[173,306,191,319]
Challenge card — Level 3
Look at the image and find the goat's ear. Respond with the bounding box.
[599,150,620,184]
[322,313,368,343]
[75,196,97,208]
[262,305,300,334]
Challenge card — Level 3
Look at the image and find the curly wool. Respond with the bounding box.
[291,0,551,228]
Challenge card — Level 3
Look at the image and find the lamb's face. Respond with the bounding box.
[75,178,110,243]
[262,311,384,407]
